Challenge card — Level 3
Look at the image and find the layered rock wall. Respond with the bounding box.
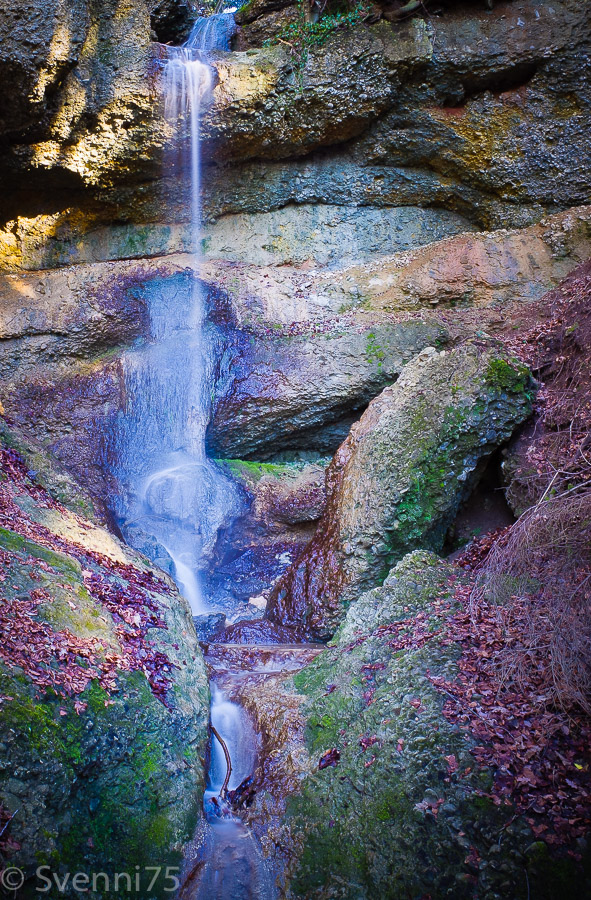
[1,0,590,272]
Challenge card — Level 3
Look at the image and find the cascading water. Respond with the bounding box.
[110,13,241,615]
[181,681,276,900]
[109,14,278,897]
[206,685,258,809]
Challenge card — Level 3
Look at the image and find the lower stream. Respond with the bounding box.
[178,677,275,899]
[177,641,323,897]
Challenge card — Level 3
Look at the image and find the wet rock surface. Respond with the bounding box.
[204,460,326,602]
[215,459,328,531]
[209,619,309,646]
[268,342,533,639]
[149,0,199,44]
[208,319,448,459]
[203,641,322,677]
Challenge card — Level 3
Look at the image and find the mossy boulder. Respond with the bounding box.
[244,552,587,899]
[0,423,209,899]
[217,458,327,526]
[268,342,533,639]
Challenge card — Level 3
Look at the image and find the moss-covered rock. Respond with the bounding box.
[243,551,588,899]
[0,424,209,898]
[268,342,533,638]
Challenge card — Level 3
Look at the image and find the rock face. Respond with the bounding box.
[0,3,589,893]
[201,203,474,268]
[0,0,92,138]
[301,206,591,316]
[0,0,156,189]
[149,0,198,44]
[201,19,432,163]
[223,0,591,221]
[242,551,586,899]
[0,203,587,505]
[1,0,589,272]
[267,343,533,639]
[0,421,209,895]
[208,319,448,459]
[205,459,329,616]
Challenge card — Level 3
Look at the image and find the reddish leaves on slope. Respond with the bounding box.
[359,734,380,752]
[0,447,175,705]
[82,570,173,702]
[375,608,443,653]
[0,588,110,697]
[503,259,591,506]
[429,583,591,852]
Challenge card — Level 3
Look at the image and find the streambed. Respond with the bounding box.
[178,643,322,898]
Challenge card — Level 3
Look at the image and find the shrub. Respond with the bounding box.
[473,488,591,715]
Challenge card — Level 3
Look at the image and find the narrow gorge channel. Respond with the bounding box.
[111,13,308,897]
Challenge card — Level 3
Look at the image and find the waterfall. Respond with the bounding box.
[109,13,241,614]
[206,685,258,803]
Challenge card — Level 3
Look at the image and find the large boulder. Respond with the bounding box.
[239,551,588,899]
[267,342,533,639]
[0,421,209,896]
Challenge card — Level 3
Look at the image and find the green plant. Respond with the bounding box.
[366,331,386,366]
[265,0,369,86]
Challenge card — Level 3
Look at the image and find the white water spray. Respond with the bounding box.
[207,685,258,800]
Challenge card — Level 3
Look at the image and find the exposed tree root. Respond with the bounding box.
[211,724,232,798]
